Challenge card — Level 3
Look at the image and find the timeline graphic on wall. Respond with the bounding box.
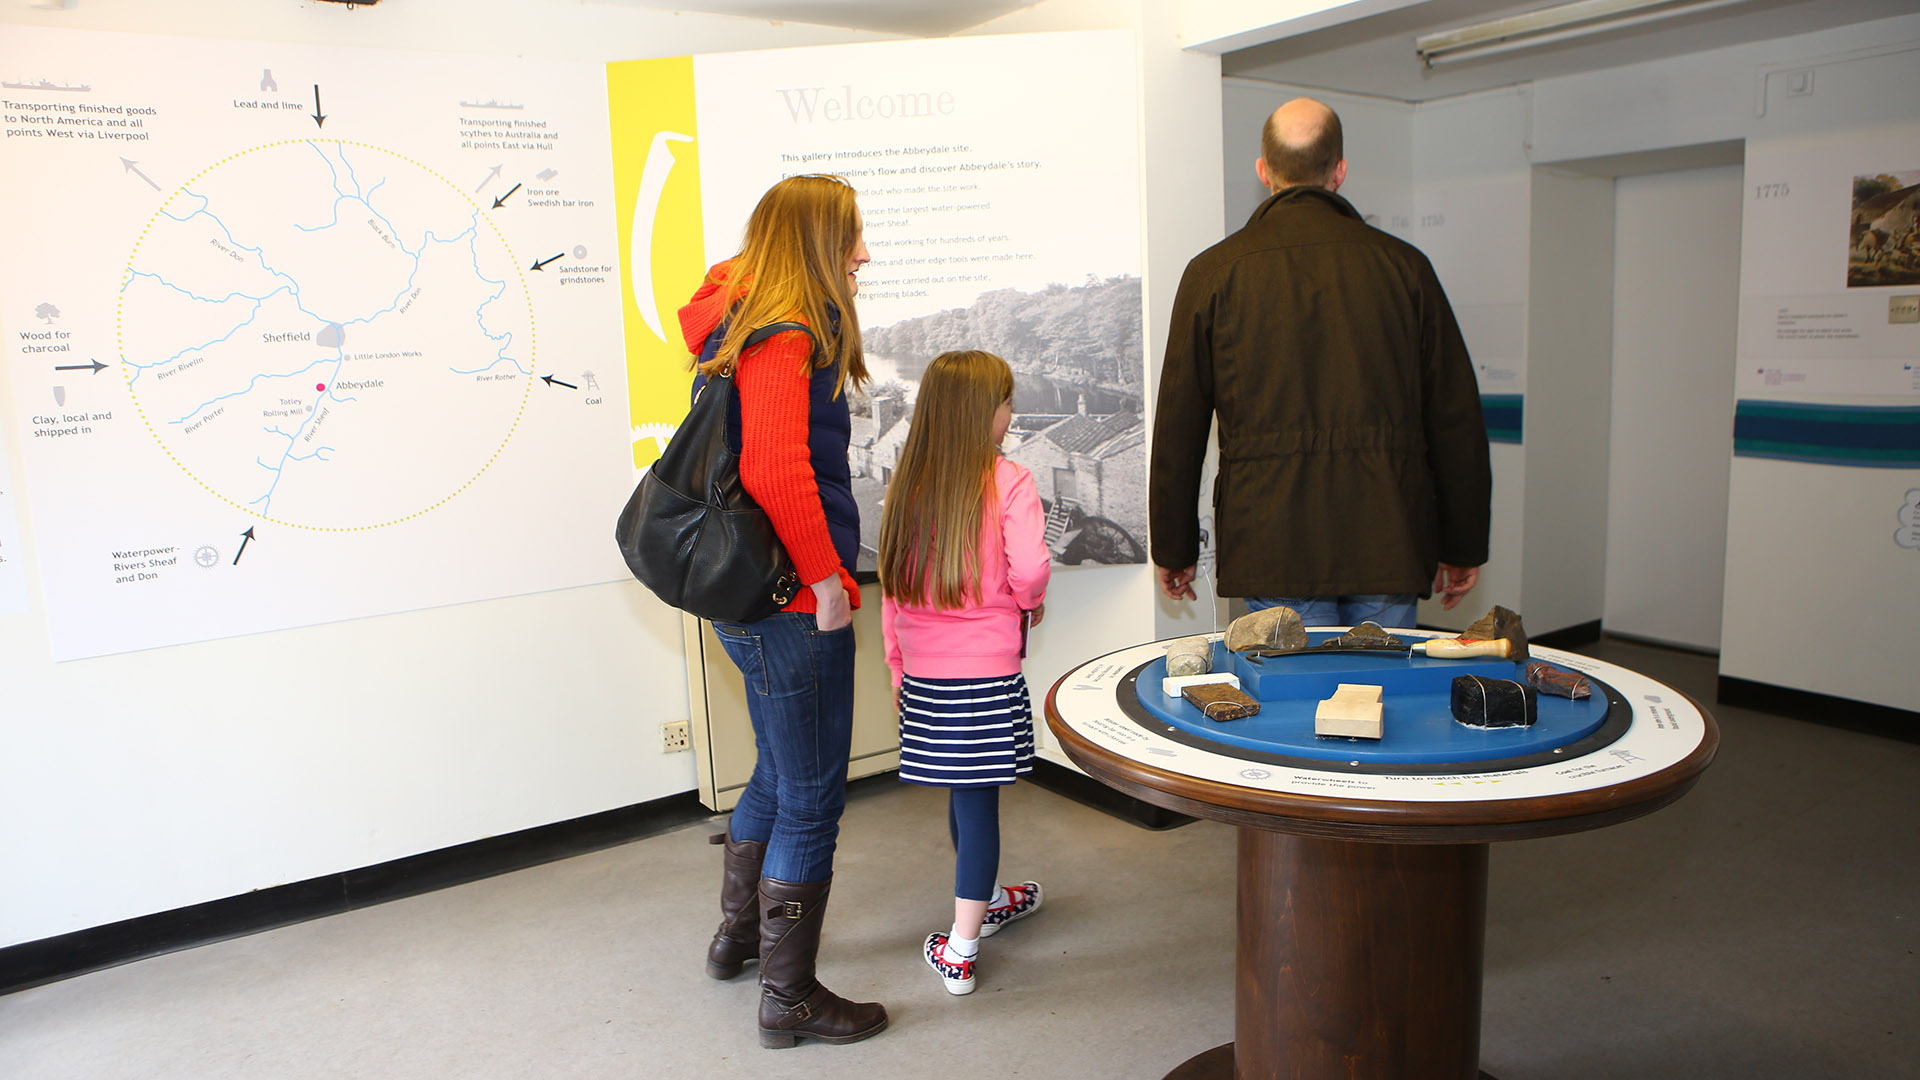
[1,26,1148,659]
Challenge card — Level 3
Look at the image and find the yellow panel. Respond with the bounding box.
[606,56,704,470]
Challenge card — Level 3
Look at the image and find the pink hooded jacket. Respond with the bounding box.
[881,457,1051,687]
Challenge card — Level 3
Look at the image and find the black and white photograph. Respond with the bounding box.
[850,274,1146,572]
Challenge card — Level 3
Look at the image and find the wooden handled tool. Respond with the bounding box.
[1415,637,1515,659]
[1248,635,1517,662]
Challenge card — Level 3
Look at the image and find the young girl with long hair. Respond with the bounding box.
[877,350,1051,997]
[681,174,886,1048]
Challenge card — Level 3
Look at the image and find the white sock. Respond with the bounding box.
[946,927,979,960]
[986,885,1007,909]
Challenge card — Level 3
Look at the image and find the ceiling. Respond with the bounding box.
[584,0,1035,37]
[594,0,1915,101]
[1219,0,1920,103]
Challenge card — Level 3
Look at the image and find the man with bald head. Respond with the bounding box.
[1149,98,1490,629]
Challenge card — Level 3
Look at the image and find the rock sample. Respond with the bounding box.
[1457,605,1531,661]
[1450,675,1538,728]
[1525,661,1592,700]
[1226,606,1308,654]
[1165,635,1213,678]
[1324,623,1405,649]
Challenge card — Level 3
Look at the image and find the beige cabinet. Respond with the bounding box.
[683,584,902,811]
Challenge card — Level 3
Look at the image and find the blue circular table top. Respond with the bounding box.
[1127,635,1616,768]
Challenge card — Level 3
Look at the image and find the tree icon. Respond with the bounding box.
[35,302,60,324]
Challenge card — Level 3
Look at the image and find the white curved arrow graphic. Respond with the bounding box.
[630,130,695,345]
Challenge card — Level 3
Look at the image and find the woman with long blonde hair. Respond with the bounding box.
[682,174,885,1048]
[877,350,1051,997]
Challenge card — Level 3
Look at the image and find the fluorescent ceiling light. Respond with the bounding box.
[1415,0,1759,66]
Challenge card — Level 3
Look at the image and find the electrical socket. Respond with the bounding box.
[662,719,691,753]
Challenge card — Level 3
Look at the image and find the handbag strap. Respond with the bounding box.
[738,320,818,365]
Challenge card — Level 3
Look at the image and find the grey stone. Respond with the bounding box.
[1226,607,1308,653]
[1326,622,1405,649]
[1165,636,1213,677]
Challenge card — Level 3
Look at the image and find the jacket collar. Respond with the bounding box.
[679,260,740,355]
[1248,184,1363,226]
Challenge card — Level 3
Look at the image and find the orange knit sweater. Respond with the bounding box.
[677,262,859,614]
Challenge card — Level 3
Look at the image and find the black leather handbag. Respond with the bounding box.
[614,322,811,622]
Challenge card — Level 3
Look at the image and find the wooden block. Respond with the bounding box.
[1315,685,1384,739]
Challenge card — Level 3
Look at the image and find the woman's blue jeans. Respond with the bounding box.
[710,611,856,883]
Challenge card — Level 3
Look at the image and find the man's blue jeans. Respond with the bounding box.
[710,611,857,883]
[1246,594,1418,631]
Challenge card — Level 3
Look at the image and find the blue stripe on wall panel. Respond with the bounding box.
[1482,394,1523,445]
[1733,401,1920,468]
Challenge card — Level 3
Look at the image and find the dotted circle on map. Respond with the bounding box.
[116,139,536,532]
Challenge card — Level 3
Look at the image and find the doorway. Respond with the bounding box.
[1603,163,1745,651]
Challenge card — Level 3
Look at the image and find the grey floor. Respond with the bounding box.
[2,640,1915,1079]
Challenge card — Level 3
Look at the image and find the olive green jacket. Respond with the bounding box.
[1149,186,1491,598]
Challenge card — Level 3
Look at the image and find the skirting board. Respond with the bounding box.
[1718,676,1918,744]
[0,792,708,997]
[1530,619,1603,650]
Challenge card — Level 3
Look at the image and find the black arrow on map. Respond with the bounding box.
[540,374,577,389]
[491,182,522,209]
[233,526,256,566]
[54,359,108,374]
[120,157,161,192]
[311,85,327,129]
[530,253,563,271]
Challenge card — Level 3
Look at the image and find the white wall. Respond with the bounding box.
[1532,14,1920,709]
[1315,13,1920,702]
[0,0,1227,947]
[1522,168,1615,639]
[1604,164,1744,650]
[1411,88,1534,632]
[1221,79,1413,237]
[1528,16,1920,163]
[0,0,895,949]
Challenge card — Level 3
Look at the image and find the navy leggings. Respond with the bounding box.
[948,786,1001,903]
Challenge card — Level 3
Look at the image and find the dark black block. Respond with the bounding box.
[1450,675,1538,728]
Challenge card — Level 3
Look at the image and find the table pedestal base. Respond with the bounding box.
[1165,1044,1499,1080]
[1164,828,1491,1080]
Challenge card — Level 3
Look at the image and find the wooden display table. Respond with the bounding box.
[1045,631,1718,1080]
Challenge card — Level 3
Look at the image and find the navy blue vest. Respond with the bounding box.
[693,318,860,574]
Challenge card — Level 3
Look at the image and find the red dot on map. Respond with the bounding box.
[316,383,326,392]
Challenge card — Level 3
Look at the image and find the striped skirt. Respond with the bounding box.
[897,673,1034,787]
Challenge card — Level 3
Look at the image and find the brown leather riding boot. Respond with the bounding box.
[706,831,767,980]
[756,877,888,1049]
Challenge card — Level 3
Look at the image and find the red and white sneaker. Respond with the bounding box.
[977,881,1042,937]
[923,932,976,996]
